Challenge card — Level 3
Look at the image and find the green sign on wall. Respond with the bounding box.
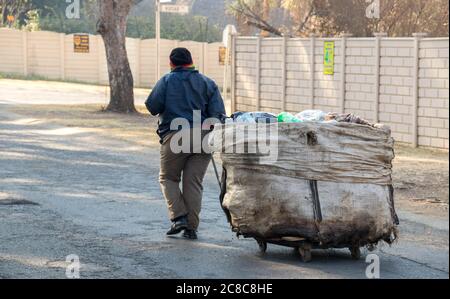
[323,41,335,75]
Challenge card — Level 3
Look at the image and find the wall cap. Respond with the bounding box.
[412,33,428,38]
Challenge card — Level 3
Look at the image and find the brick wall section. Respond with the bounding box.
[27,31,62,79]
[64,33,101,83]
[0,28,225,88]
[345,38,375,121]
[418,38,449,148]
[260,38,283,111]
[126,37,140,86]
[232,35,449,149]
[314,38,341,113]
[285,39,312,112]
[235,37,258,112]
[205,42,225,86]
[379,39,415,143]
[0,29,24,74]
[139,39,158,87]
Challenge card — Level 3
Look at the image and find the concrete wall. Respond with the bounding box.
[231,34,449,149]
[0,28,225,88]
[0,29,25,74]
[418,38,449,148]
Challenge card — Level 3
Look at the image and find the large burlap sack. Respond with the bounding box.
[210,122,398,247]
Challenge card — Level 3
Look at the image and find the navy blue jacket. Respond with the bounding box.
[145,68,227,142]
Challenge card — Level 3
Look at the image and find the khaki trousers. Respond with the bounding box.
[159,130,212,230]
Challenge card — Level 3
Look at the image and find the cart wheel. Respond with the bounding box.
[256,240,267,253]
[298,246,312,263]
[349,246,361,260]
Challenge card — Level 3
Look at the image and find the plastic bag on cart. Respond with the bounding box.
[295,110,327,122]
[232,112,277,124]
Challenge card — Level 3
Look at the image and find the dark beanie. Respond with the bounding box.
[170,47,193,66]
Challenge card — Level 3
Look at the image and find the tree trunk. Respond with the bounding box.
[97,0,137,113]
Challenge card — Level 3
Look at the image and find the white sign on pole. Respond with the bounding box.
[161,4,190,14]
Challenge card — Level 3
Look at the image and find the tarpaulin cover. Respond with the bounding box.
[210,122,398,246]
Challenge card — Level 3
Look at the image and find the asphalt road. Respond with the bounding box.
[0,81,448,278]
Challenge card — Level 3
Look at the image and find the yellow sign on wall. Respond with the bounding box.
[219,47,226,65]
[219,46,231,66]
[323,41,335,75]
[74,34,90,53]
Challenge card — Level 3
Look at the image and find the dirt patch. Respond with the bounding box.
[392,145,449,217]
[7,104,161,147]
[0,78,150,106]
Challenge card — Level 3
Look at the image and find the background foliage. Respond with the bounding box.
[1,0,448,39]
[0,0,225,42]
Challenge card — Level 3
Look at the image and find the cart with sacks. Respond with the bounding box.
[210,121,399,262]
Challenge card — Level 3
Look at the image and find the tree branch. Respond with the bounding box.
[231,0,282,36]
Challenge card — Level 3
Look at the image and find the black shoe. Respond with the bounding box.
[166,216,188,236]
[182,229,198,240]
